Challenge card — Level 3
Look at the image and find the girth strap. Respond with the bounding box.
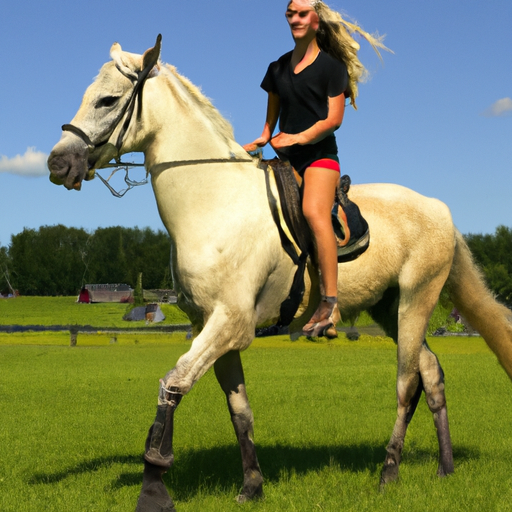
[263,159,311,326]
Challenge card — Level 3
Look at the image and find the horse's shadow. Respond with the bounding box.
[29,443,478,500]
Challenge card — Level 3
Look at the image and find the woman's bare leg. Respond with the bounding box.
[301,166,340,334]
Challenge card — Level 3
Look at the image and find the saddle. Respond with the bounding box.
[258,158,370,334]
[331,174,370,263]
[262,158,370,263]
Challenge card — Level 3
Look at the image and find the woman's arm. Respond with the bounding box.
[271,93,345,149]
[243,92,280,152]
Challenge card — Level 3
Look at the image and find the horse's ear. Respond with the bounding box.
[141,34,162,76]
[110,42,139,81]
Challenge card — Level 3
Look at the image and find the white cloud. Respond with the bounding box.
[481,97,512,118]
[0,147,48,177]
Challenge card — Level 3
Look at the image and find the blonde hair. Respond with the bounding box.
[292,1,392,109]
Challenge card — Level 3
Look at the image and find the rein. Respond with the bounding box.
[94,163,148,198]
[95,155,255,198]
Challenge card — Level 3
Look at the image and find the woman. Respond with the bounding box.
[244,0,388,337]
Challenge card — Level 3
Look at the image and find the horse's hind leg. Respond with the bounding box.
[380,266,454,486]
[420,340,454,477]
[369,288,423,486]
[380,370,423,486]
[381,340,454,485]
[214,351,263,501]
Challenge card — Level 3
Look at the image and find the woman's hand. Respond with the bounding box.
[270,132,301,149]
[243,137,269,153]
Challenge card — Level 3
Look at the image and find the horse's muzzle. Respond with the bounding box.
[47,136,89,190]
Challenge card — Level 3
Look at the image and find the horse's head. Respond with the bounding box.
[48,35,161,190]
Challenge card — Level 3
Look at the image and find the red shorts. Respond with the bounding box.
[308,158,340,172]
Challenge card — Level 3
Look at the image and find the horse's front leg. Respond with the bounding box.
[214,350,263,501]
[136,306,256,511]
[136,383,182,512]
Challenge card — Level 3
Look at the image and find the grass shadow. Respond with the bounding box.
[402,445,479,467]
[27,442,480,501]
[28,454,143,485]
[163,443,386,500]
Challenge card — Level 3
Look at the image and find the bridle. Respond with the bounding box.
[60,36,163,197]
[62,35,163,160]
[60,34,254,197]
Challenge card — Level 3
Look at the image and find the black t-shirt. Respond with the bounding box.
[261,50,348,172]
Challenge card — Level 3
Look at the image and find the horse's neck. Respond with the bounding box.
[144,69,247,169]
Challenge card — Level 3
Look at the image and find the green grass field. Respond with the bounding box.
[0,296,190,327]
[1,332,512,511]
[0,296,381,335]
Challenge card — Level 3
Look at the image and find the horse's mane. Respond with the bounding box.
[160,63,236,145]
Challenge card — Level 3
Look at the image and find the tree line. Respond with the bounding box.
[0,225,172,296]
[464,225,512,306]
[1,224,511,303]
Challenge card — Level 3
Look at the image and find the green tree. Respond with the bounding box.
[9,225,90,295]
[465,225,512,305]
[0,244,13,294]
[86,227,129,284]
[84,226,171,289]
[128,227,172,289]
[6,224,171,295]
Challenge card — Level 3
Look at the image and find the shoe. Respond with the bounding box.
[302,296,340,338]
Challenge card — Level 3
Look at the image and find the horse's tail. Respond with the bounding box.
[446,229,512,379]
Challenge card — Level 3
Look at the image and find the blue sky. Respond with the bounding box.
[1,0,510,247]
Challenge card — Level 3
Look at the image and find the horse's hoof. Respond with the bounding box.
[136,483,176,512]
[236,492,263,504]
[136,495,176,512]
[437,464,454,478]
[380,463,399,488]
[237,494,249,504]
[237,471,264,504]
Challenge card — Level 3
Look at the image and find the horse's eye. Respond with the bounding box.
[96,96,120,108]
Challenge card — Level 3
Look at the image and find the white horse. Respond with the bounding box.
[48,36,512,512]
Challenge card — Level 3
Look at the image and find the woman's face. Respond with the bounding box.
[286,1,320,40]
